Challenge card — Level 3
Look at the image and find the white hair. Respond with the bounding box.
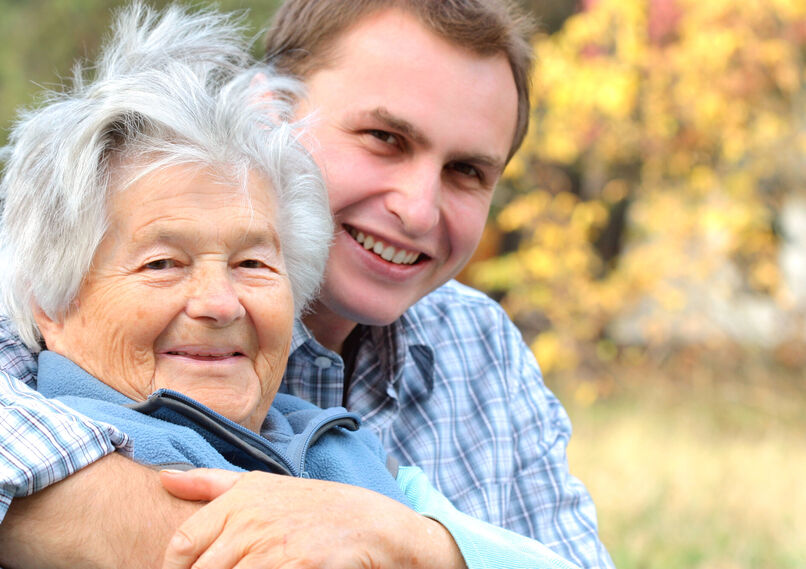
[0,3,333,351]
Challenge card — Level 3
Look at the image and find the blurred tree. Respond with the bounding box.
[468,0,806,375]
[517,0,579,34]
[0,0,280,146]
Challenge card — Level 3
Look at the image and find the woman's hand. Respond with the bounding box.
[159,469,466,569]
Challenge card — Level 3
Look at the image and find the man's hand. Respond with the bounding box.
[160,468,467,569]
[0,453,202,569]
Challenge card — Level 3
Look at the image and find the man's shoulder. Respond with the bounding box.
[401,280,518,344]
[407,280,507,321]
[400,280,531,369]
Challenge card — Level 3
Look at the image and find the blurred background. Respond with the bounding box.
[1,0,804,567]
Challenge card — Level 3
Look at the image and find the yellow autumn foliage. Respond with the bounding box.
[468,0,806,375]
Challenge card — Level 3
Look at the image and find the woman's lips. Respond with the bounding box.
[161,347,246,362]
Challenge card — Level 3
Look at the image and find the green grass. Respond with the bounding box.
[548,359,806,569]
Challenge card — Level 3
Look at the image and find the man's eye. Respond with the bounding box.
[449,162,482,181]
[144,259,176,270]
[239,259,265,269]
[368,129,399,146]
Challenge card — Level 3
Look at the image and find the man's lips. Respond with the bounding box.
[345,225,425,265]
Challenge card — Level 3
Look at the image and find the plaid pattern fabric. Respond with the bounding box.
[0,320,131,521]
[0,367,131,522]
[282,280,613,569]
[0,326,37,388]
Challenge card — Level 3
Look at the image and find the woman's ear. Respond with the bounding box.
[31,304,62,349]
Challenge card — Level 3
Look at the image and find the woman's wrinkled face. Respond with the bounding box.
[36,163,295,432]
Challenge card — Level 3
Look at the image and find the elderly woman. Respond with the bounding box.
[0,5,579,569]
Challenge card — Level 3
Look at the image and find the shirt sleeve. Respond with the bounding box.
[397,465,583,569]
[0,369,131,522]
[495,311,615,569]
[0,316,38,388]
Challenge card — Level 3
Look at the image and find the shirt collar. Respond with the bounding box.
[287,312,435,399]
[291,318,315,353]
[393,309,435,397]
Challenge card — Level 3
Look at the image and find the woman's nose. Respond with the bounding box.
[185,267,245,326]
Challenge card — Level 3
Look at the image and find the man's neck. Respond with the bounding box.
[302,301,358,355]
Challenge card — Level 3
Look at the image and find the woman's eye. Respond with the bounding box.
[238,259,265,269]
[144,259,176,270]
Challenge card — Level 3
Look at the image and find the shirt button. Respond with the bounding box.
[313,356,332,369]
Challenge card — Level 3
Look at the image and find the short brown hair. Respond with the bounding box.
[264,0,534,159]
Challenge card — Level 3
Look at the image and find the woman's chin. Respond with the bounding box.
[154,357,266,428]
[189,389,264,430]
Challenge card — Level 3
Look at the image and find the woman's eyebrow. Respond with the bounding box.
[237,229,283,253]
[132,226,282,253]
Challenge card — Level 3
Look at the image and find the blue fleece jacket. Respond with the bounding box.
[36,351,408,505]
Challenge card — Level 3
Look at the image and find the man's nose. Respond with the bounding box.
[185,266,245,326]
[385,162,441,236]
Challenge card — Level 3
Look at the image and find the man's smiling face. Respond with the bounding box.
[298,8,518,342]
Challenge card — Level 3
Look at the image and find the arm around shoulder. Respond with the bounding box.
[0,360,198,568]
[0,453,201,569]
[0,370,130,519]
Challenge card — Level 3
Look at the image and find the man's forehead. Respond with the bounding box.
[312,8,500,80]
[300,8,518,169]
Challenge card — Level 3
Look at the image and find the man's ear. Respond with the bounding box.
[250,72,288,124]
[250,72,275,100]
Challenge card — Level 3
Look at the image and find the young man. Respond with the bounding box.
[0,1,613,568]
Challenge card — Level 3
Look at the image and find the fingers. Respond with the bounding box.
[161,497,282,569]
[160,472,408,569]
[161,502,232,569]
[161,471,273,569]
[164,530,244,569]
[160,468,243,501]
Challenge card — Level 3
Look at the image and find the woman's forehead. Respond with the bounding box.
[108,164,279,237]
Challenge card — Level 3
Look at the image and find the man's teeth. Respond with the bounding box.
[349,228,420,265]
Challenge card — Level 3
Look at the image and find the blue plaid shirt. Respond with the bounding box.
[0,280,612,568]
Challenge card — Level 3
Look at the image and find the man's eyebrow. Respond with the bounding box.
[370,107,506,174]
[370,107,428,146]
[448,152,507,177]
